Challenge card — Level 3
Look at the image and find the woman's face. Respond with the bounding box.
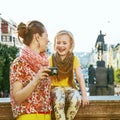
[38,29,49,53]
[55,34,71,56]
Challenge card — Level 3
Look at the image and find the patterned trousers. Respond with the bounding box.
[51,87,81,120]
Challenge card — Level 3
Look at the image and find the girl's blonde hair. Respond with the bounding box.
[54,30,75,52]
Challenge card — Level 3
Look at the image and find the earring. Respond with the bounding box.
[37,42,40,48]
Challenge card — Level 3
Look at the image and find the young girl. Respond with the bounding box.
[49,30,89,120]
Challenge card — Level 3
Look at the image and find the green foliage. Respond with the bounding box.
[0,43,19,93]
[114,69,120,83]
[0,56,5,89]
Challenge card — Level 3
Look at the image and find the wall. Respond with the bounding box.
[0,96,120,120]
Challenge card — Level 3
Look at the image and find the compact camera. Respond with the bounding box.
[48,67,58,76]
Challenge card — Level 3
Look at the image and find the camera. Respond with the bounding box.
[48,67,58,76]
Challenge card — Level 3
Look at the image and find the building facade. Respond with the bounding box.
[0,16,21,48]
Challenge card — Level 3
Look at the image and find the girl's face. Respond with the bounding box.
[55,34,71,56]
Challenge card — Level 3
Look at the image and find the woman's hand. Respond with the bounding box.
[35,67,51,81]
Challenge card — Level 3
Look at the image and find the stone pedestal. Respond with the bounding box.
[89,62,115,96]
[89,84,96,95]
[89,84,114,96]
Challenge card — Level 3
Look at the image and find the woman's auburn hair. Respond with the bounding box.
[17,20,45,46]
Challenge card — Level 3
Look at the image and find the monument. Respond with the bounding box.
[89,30,114,95]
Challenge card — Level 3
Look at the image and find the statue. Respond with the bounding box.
[107,65,114,84]
[95,30,106,60]
[88,64,95,84]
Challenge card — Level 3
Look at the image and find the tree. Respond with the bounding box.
[0,43,19,95]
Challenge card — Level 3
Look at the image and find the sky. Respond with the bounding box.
[0,0,120,52]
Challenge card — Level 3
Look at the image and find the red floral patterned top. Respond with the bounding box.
[10,57,51,118]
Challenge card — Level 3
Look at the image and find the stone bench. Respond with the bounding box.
[0,96,120,120]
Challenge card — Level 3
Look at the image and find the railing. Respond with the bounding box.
[0,96,120,120]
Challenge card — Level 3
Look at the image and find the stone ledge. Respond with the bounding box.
[74,96,120,120]
[0,96,120,120]
[75,101,120,120]
[0,102,14,120]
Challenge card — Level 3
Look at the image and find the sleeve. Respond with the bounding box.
[10,58,27,84]
[73,56,81,69]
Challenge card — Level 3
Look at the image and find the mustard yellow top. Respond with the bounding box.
[48,56,80,87]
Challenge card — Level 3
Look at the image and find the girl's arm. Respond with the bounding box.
[75,67,89,107]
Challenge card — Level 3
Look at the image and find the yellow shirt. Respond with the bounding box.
[48,56,80,87]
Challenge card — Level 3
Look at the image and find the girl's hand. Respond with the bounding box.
[81,96,89,107]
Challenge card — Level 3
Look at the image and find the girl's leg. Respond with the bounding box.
[51,87,66,120]
[65,87,81,120]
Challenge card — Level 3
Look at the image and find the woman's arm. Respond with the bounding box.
[12,68,50,105]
